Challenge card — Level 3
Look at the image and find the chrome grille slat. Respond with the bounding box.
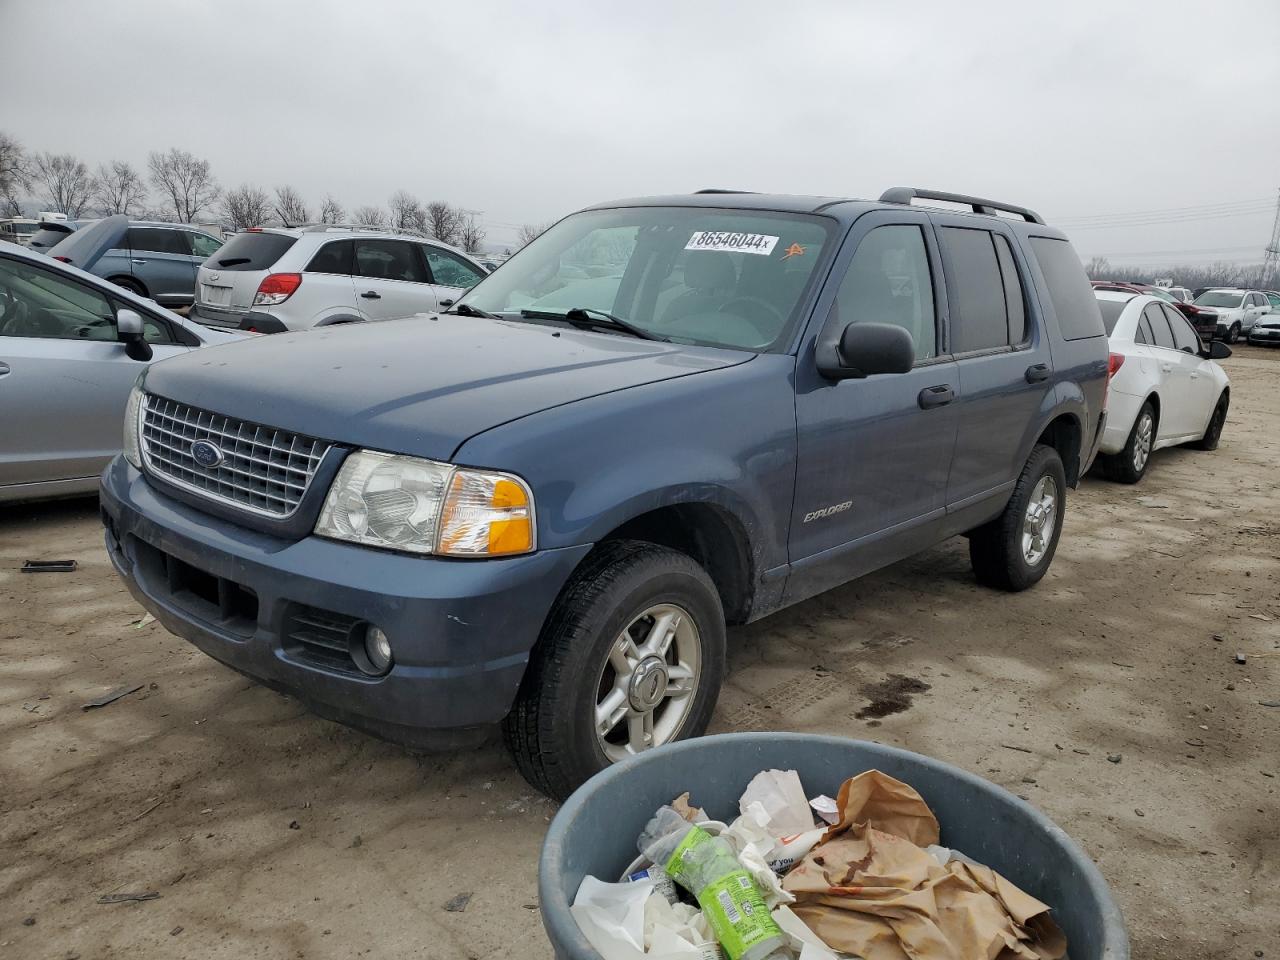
[140,393,330,519]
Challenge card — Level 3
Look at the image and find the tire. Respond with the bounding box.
[1192,393,1228,451]
[1105,401,1157,484]
[502,540,726,800]
[969,444,1067,592]
[110,276,146,297]
[1227,322,1241,344]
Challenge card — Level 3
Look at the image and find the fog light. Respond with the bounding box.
[361,624,393,675]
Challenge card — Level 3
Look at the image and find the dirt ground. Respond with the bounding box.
[2,348,1278,960]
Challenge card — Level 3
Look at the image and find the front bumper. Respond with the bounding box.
[100,457,592,745]
[1247,327,1280,346]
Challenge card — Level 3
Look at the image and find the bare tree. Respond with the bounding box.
[220,184,272,231]
[1083,256,1112,280]
[388,189,424,231]
[353,204,387,228]
[319,195,344,224]
[0,131,29,216]
[457,211,485,253]
[148,148,220,222]
[425,201,461,245]
[517,222,552,248]
[92,160,147,216]
[30,152,94,217]
[273,185,310,226]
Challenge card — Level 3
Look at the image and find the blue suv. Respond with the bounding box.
[100,187,1109,798]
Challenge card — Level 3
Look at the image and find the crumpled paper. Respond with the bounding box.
[740,769,815,836]
[571,875,720,959]
[782,770,1067,960]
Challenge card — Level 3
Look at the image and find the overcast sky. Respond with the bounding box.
[5,0,1279,261]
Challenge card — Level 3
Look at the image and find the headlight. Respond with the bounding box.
[314,450,535,557]
[123,385,144,468]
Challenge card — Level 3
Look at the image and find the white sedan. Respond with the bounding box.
[1094,291,1231,483]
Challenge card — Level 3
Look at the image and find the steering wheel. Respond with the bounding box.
[716,296,784,344]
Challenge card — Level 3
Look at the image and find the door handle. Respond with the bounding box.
[0,361,10,377]
[1160,364,1173,373]
[1024,363,1050,383]
[1190,372,1200,379]
[918,384,954,409]
[360,290,381,300]
[131,258,147,265]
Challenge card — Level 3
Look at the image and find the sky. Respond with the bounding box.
[4,0,1279,261]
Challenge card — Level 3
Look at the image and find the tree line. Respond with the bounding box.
[1083,255,1277,292]
[0,130,525,253]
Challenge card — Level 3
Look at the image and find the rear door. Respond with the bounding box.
[0,254,188,487]
[300,240,358,319]
[932,218,1052,509]
[1143,302,1193,438]
[421,244,487,308]
[125,227,199,306]
[352,239,436,319]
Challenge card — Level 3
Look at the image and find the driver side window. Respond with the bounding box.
[0,256,117,341]
[833,225,936,361]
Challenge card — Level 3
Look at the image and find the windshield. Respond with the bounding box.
[458,207,834,351]
[1194,291,1245,308]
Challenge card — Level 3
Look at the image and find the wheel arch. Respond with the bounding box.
[108,273,147,296]
[1034,413,1084,486]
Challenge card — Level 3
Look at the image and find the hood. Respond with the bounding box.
[45,214,125,270]
[141,315,752,461]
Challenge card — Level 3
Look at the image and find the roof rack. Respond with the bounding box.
[295,222,431,239]
[694,188,756,195]
[879,187,1045,225]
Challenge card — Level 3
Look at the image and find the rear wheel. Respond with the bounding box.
[502,540,725,800]
[969,444,1066,592]
[1106,401,1156,484]
[1192,393,1228,451]
[110,276,146,297]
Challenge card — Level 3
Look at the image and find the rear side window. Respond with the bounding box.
[938,226,1009,353]
[833,224,936,361]
[128,227,191,256]
[1029,237,1105,340]
[992,234,1027,343]
[210,232,298,271]
[1134,316,1151,344]
[1144,303,1175,349]
[354,239,428,283]
[306,240,353,275]
[190,233,223,258]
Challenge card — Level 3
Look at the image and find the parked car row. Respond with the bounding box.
[1095,277,1280,344]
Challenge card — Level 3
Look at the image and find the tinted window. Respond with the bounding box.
[1252,292,1266,307]
[1096,297,1128,335]
[1029,237,1105,340]
[0,255,115,341]
[1268,293,1280,308]
[1144,303,1175,349]
[354,239,427,283]
[939,227,1007,353]
[306,240,353,275]
[190,233,223,258]
[127,227,191,256]
[1134,314,1152,344]
[833,224,936,361]
[423,246,485,289]
[209,231,298,271]
[28,224,76,249]
[1164,304,1199,352]
[992,234,1027,343]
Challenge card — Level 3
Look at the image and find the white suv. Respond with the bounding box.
[188,225,490,332]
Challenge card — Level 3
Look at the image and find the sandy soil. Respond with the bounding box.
[2,347,1277,960]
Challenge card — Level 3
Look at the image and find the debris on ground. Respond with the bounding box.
[134,613,156,628]
[1235,654,1248,665]
[21,559,77,573]
[81,683,144,710]
[97,891,160,904]
[1107,754,1123,763]
[443,892,473,912]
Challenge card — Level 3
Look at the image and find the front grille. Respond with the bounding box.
[141,394,329,518]
[284,605,360,672]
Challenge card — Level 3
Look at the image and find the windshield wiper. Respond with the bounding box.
[444,302,500,319]
[520,306,668,342]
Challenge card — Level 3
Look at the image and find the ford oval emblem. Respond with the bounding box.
[190,439,224,468]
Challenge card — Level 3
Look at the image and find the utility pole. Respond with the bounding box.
[1264,187,1280,288]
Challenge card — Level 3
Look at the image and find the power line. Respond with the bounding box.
[1059,206,1274,231]
[1053,196,1273,224]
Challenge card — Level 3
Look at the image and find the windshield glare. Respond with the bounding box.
[1194,291,1244,308]
[460,207,832,351]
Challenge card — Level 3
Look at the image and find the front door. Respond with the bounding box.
[788,212,958,601]
[352,238,437,320]
[421,243,486,308]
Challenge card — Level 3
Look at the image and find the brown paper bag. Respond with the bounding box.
[782,770,1066,960]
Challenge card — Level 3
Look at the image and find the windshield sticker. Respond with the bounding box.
[685,231,779,256]
[781,242,806,260]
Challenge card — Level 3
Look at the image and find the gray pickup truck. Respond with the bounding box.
[100,187,1109,798]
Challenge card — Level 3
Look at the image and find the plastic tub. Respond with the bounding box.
[539,733,1128,959]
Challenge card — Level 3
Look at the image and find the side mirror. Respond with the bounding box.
[818,321,915,380]
[117,309,153,361]
[1205,339,1232,360]
[438,298,455,308]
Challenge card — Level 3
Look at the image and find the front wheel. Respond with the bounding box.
[502,540,726,800]
[1192,393,1228,451]
[1227,322,1241,344]
[969,444,1067,592]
